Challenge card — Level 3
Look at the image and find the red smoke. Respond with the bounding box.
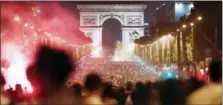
[1,2,91,92]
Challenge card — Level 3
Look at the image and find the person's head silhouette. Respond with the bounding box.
[208,60,222,83]
[84,74,102,93]
[27,45,74,97]
[0,73,5,89]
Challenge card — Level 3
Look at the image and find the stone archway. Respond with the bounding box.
[78,4,147,52]
[102,18,122,56]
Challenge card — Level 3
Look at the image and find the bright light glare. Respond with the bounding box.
[175,3,183,12]
[47,33,51,36]
[91,48,101,58]
[200,69,204,75]
[190,22,194,26]
[189,3,194,8]
[161,36,167,42]
[167,34,172,37]
[112,56,120,61]
[2,44,33,92]
[182,24,187,28]
[24,23,28,27]
[176,29,180,32]
[26,87,33,93]
[14,16,20,21]
[1,67,5,72]
[197,16,202,21]
[128,43,135,51]
[167,72,172,77]
[37,10,41,13]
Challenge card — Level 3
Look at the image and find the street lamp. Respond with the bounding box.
[30,26,34,29]
[167,34,172,37]
[176,28,180,32]
[24,23,28,27]
[190,22,194,27]
[182,24,187,29]
[197,16,202,21]
[14,16,20,22]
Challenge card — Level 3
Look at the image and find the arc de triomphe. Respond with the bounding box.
[78,4,147,52]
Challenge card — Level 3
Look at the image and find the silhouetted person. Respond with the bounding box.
[187,60,222,104]
[145,82,159,105]
[114,87,126,105]
[159,80,186,105]
[26,45,76,104]
[1,73,10,104]
[131,82,148,105]
[71,83,84,104]
[13,84,24,103]
[84,74,104,104]
[102,83,117,104]
[185,77,204,96]
[0,73,5,86]
[125,81,133,95]
[72,83,82,97]
[125,81,133,105]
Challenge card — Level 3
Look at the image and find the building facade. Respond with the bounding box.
[156,1,194,23]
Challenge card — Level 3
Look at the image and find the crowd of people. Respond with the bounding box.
[70,56,156,87]
[0,45,222,105]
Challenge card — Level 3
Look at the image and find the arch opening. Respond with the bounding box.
[102,18,122,56]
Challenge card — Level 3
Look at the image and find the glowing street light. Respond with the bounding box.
[182,24,187,29]
[161,36,167,42]
[14,16,20,22]
[30,26,34,29]
[24,23,28,27]
[197,16,202,21]
[176,28,180,32]
[190,22,194,27]
[47,33,51,36]
[167,34,172,37]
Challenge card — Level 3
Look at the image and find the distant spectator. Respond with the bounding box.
[187,60,222,104]
[84,74,104,104]
[0,73,10,105]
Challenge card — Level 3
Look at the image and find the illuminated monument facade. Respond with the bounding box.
[78,4,147,52]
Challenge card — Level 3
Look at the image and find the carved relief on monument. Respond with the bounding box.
[99,14,124,24]
[82,16,97,25]
[129,30,140,40]
[86,32,93,37]
[126,16,142,25]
